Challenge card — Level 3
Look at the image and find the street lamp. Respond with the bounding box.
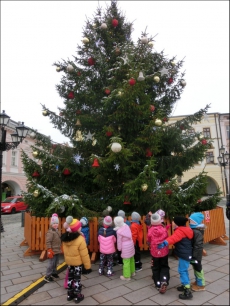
[217,145,229,196]
[0,110,29,232]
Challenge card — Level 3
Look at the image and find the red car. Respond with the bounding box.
[1,196,28,214]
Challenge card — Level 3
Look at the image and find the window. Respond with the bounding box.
[206,152,214,164]
[203,128,211,138]
[226,125,230,139]
[11,150,17,166]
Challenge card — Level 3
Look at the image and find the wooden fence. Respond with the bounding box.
[20,206,228,262]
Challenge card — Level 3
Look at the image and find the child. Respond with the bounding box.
[114,216,135,280]
[98,216,117,276]
[130,211,143,272]
[147,213,170,294]
[158,216,194,300]
[189,212,206,291]
[80,217,90,246]
[44,213,61,282]
[61,216,91,303]
[116,210,131,265]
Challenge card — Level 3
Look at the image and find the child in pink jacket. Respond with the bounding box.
[147,213,170,294]
[114,216,135,281]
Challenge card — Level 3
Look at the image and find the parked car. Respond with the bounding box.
[1,196,28,214]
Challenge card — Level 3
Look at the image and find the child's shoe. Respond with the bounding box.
[98,268,104,276]
[159,282,167,294]
[67,290,75,301]
[191,284,205,291]
[107,270,114,276]
[120,275,131,281]
[44,276,54,282]
[74,293,84,303]
[131,272,136,277]
[179,287,193,300]
[52,273,59,278]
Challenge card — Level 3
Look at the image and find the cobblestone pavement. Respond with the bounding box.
[1,199,229,305]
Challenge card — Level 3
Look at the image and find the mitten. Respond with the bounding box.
[47,248,54,259]
[84,268,92,274]
[157,240,168,249]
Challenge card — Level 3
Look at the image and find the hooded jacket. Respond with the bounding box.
[98,226,116,254]
[61,232,91,269]
[166,226,193,261]
[46,227,61,255]
[130,221,143,247]
[191,226,205,261]
[147,224,169,258]
[116,224,135,259]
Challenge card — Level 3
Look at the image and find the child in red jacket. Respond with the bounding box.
[130,211,143,272]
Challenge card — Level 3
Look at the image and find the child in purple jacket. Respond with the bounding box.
[147,213,170,294]
[114,216,135,281]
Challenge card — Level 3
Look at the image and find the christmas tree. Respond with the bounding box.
[22,0,221,218]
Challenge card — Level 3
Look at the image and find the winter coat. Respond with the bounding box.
[98,226,116,254]
[147,224,169,258]
[81,226,90,246]
[191,226,205,261]
[130,221,143,247]
[166,226,193,261]
[116,224,135,259]
[61,232,91,269]
[46,227,61,255]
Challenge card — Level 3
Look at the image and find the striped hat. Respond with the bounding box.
[66,216,82,232]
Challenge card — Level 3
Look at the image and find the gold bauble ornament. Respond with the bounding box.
[117,91,123,96]
[33,190,40,197]
[93,23,97,28]
[199,134,204,140]
[171,61,176,66]
[153,76,160,83]
[141,183,148,191]
[148,41,154,47]
[180,80,187,87]
[155,118,162,126]
[32,151,38,158]
[82,37,89,44]
[42,110,48,116]
[56,66,61,72]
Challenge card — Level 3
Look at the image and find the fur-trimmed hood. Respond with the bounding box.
[61,231,81,243]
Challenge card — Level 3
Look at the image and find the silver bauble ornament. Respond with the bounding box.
[155,118,162,126]
[101,23,107,29]
[181,80,187,87]
[141,36,148,44]
[111,142,122,153]
[67,64,74,73]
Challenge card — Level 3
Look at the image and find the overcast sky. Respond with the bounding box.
[1,1,229,143]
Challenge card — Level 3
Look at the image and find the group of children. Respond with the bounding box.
[44,208,206,303]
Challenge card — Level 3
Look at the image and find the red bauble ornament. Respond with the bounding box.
[112,19,119,27]
[68,91,74,99]
[92,158,100,167]
[166,189,172,195]
[88,57,95,66]
[150,105,155,112]
[32,171,40,177]
[106,131,113,137]
[163,117,168,122]
[164,179,169,183]
[77,71,81,76]
[63,168,71,175]
[146,148,153,157]
[168,78,173,84]
[105,88,111,95]
[201,139,207,145]
[129,78,136,86]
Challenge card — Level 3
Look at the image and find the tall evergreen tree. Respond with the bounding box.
[22,1,221,218]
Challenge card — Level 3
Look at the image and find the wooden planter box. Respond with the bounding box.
[20,206,228,262]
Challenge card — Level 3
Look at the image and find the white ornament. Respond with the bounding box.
[107,206,112,212]
[111,142,122,153]
[159,67,169,76]
[81,103,89,110]
[137,71,145,81]
[67,64,74,73]
[82,37,89,44]
[101,23,107,29]
[181,80,186,87]
[85,131,94,141]
[141,36,148,44]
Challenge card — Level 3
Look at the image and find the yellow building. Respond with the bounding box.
[168,112,229,196]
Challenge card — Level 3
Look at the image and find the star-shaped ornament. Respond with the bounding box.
[85,131,94,141]
[73,153,84,164]
[95,38,104,48]
[114,164,120,171]
[82,104,89,110]
[159,67,169,76]
[119,54,129,65]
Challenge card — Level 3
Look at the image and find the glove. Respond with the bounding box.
[83,268,92,275]
[47,248,54,259]
[157,241,168,249]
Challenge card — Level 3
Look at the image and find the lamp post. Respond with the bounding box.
[0,110,29,232]
[217,145,229,196]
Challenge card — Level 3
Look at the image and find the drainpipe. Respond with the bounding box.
[215,113,225,195]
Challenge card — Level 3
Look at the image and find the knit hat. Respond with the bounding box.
[131,211,141,221]
[151,213,162,225]
[50,213,59,225]
[117,210,126,219]
[189,212,204,228]
[65,216,82,232]
[155,209,165,222]
[114,216,125,230]
[80,217,88,227]
[103,216,113,226]
[173,216,188,227]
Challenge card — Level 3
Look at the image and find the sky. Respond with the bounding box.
[1,1,229,144]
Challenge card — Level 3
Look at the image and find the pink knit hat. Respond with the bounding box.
[103,216,112,226]
[65,216,82,232]
[50,213,59,225]
[155,209,165,222]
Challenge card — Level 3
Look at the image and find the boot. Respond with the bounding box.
[67,289,75,301]
[74,293,84,304]
[179,287,193,300]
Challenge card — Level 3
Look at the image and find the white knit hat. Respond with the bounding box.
[50,213,59,225]
[151,213,162,225]
[117,210,125,218]
[131,211,141,221]
[113,216,125,230]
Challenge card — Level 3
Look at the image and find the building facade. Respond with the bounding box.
[168,112,229,196]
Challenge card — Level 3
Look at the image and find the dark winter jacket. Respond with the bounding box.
[166,226,193,261]
[46,227,61,255]
[191,226,205,261]
[98,226,117,238]
[81,226,90,246]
